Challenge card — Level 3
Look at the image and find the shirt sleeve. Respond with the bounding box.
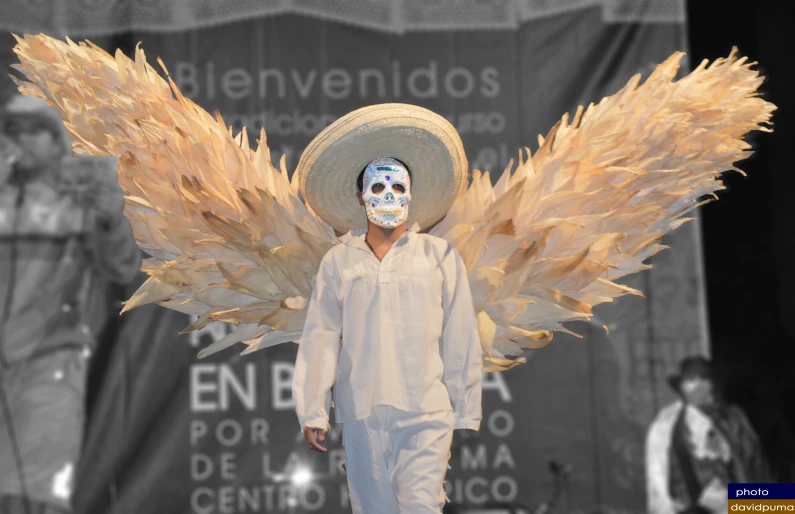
[730,405,773,482]
[645,404,680,514]
[292,252,343,432]
[440,243,483,431]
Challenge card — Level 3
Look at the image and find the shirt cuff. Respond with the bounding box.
[454,418,481,431]
[299,416,330,432]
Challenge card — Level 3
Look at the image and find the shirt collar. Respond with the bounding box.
[340,222,420,247]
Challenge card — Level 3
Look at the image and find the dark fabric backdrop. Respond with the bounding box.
[688,0,795,483]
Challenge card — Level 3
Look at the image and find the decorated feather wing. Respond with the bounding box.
[430,49,775,372]
[10,34,340,357]
[10,34,775,371]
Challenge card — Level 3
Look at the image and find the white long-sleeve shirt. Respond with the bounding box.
[292,223,482,432]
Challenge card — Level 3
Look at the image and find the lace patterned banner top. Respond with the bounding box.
[0,0,685,36]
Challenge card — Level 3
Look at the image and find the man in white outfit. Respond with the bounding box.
[292,149,483,513]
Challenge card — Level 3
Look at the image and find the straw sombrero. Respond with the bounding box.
[295,103,468,234]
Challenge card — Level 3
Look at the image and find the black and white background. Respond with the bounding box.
[0,1,793,513]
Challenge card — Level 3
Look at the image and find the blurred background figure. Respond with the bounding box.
[0,95,141,514]
[645,356,771,514]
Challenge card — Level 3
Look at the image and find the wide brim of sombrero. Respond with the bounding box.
[295,103,468,234]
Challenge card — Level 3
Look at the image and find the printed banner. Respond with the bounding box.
[184,323,535,512]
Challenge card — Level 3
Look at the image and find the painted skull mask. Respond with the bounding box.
[361,157,411,228]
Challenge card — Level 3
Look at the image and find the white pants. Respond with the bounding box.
[342,405,454,514]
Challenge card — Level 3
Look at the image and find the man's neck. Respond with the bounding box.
[365,222,407,247]
[685,399,725,418]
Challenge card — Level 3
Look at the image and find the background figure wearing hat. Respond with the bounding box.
[292,157,482,513]
[0,96,141,514]
[645,356,771,514]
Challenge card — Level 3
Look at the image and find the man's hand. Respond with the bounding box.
[303,426,328,453]
[92,180,126,229]
[63,156,125,229]
[699,477,728,513]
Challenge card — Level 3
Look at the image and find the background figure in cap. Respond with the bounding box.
[293,156,482,513]
[645,356,771,514]
[0,95,141,514]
